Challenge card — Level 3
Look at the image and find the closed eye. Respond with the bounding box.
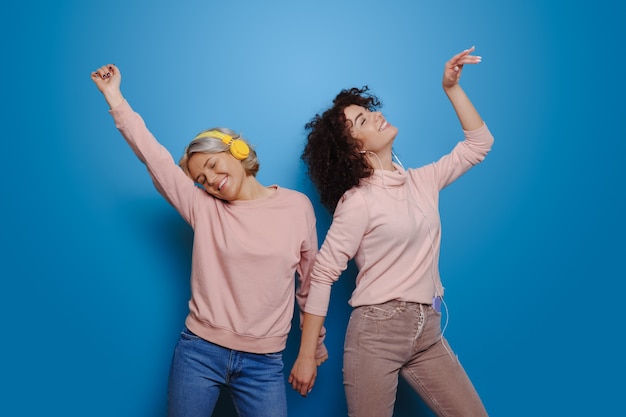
[354,112,365,127]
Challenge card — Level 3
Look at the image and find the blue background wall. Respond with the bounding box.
[2,0,624,415]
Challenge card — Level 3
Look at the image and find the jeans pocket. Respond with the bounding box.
[180,327,202,341]
[362,304,397,321]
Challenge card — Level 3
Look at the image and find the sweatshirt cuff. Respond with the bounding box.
[462,121,488,135]
[316,342,328,359]
[109,99,132,118]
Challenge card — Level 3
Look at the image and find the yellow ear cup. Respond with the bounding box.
[194,130,250,160]
[227,139,250,160]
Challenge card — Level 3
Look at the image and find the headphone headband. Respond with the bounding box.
[194,130,233,144]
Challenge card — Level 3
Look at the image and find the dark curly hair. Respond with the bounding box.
[302,86,381,213]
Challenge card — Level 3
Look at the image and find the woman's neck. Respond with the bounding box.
[366,152,395,171]
[239,177,275,200]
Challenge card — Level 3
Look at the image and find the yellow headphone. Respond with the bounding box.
[193,130,250,160]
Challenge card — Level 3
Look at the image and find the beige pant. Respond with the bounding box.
[343,300,488,417]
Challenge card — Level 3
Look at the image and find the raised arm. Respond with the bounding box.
[90,63,199,223]
[91,64,125,109]
[442,46,484,131]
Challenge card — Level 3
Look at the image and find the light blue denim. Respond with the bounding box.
[343,300,488,417]
[167,327,287,417]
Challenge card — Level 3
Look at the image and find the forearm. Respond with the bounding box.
[444,84,483,131]
[103,89,125,110]
[298,312,326,359]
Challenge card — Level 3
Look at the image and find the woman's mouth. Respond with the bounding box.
[217,176,228,191]
[379,121,389,131]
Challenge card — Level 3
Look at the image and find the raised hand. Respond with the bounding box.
[91,64,124,109]
[442,46,482,90]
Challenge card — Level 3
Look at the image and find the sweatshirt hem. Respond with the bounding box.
[185,316,287,354]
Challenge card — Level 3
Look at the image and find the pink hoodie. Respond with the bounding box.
[110,100,326,357]
[305,123,494,316]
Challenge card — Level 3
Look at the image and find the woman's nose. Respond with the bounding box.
[206,172,218,186]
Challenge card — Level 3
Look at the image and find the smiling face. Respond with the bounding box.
[344,104,398,154]
[187,151,246,201]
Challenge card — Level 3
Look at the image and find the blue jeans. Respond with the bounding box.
[344,300,488,417]
[167,328,287,417]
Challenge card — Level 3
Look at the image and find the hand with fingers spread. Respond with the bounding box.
[91,64,124,109]
[441,46,485,131]
[442,46,482,90]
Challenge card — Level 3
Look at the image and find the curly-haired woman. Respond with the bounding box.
[289,47,493,417]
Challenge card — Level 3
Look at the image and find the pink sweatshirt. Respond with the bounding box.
[304,123,494,316]
[110,100,326,356]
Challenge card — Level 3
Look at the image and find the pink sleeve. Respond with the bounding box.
[304,189,368,316]
[429,122,494,190]
[109,100,200,225]
[294,199,328,359]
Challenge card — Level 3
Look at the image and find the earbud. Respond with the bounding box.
[392,150,405,169]
[194,130,250,160]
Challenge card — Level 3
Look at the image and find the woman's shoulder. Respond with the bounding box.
[274,186,315,207]
[336,185,368,209]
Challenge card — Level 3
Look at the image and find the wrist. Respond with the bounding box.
[297,349,316,360]
[443,83,462,95]
[103,90,125,109]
